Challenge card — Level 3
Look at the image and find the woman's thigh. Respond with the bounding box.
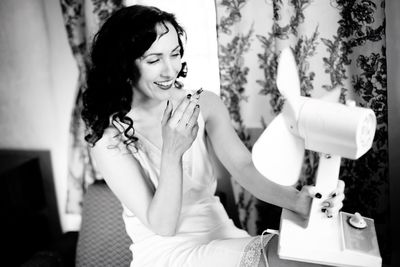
[187,237,255,267]
[259,235,328,267]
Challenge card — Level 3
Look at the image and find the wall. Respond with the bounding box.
[44,0,81,231]
[0,0,78,231]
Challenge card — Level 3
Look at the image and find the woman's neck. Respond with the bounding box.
[130,87,187,119]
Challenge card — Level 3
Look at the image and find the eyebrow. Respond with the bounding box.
[142,45,180,59]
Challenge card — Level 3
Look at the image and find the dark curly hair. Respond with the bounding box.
[82,5,187,146]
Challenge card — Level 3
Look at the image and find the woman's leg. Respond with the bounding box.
[258,235,328,267]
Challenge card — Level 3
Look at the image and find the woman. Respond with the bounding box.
[82,5,345,267]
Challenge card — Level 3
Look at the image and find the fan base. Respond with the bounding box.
[277,210,381,267]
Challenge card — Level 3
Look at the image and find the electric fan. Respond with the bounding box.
[252,48,381,267]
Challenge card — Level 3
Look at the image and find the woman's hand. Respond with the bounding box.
[161,94,200,157]
[295,180,345,219]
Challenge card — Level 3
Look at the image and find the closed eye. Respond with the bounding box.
[147,58,160,64]
[171,45,181,57]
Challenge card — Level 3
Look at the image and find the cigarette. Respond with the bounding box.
[195,88,203,97]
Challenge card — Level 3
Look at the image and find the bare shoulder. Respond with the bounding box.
[199,89,222,104]
[89,126,145,196]
[90,126,129,157]
[199,90,229,122]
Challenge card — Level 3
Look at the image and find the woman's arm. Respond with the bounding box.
[91,97,200,236]
[91,127,165,233]
[91,128,184,236]
[150,97,200,235]
[201,91,311,216]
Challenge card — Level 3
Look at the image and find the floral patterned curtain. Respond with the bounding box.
[60,0,124,214]
[215,0,390,263]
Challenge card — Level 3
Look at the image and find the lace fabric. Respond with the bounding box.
[239,233,275,267]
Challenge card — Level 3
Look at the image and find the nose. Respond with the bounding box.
[161,58,176,78]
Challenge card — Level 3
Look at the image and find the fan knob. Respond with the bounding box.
[348,212,367,229]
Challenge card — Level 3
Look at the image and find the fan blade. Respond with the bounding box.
[277,48,302,127]
[277,47,301,99]
[252,114,305,186]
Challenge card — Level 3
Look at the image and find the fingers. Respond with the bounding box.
[191,123,199,137]
[321,180,345,218]
[332,180,345,197]
[300,180,345,218]
[186,103,200,128]
[161,100,173,125]
[322,201,343,217]
[321,200,343,217]
[326,180,345,206]
[300,185,321,199]
[179,101,198,129]
[168,94,199,129]
[168,94,191,126]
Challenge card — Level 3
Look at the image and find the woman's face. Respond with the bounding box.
[134,22,182,102]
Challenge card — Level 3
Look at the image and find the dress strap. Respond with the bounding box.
[109,118,159,192]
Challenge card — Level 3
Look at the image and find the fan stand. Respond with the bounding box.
[277,153,381,267]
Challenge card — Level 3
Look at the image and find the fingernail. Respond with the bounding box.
[315,193,322,199]
[321,208,326,213]
[322,202,330,207]
[187,94,192,99]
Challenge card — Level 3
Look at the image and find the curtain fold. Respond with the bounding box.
[215,0,389,262]
[60,0,124,214]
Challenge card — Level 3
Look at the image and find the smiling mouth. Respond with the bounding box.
[154,80,174,90]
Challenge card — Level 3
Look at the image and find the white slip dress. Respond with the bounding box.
[121,112,274,267]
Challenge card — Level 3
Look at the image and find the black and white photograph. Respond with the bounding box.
[0,0,398,266]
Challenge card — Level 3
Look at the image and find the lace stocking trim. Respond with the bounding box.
[239,234,274,267]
